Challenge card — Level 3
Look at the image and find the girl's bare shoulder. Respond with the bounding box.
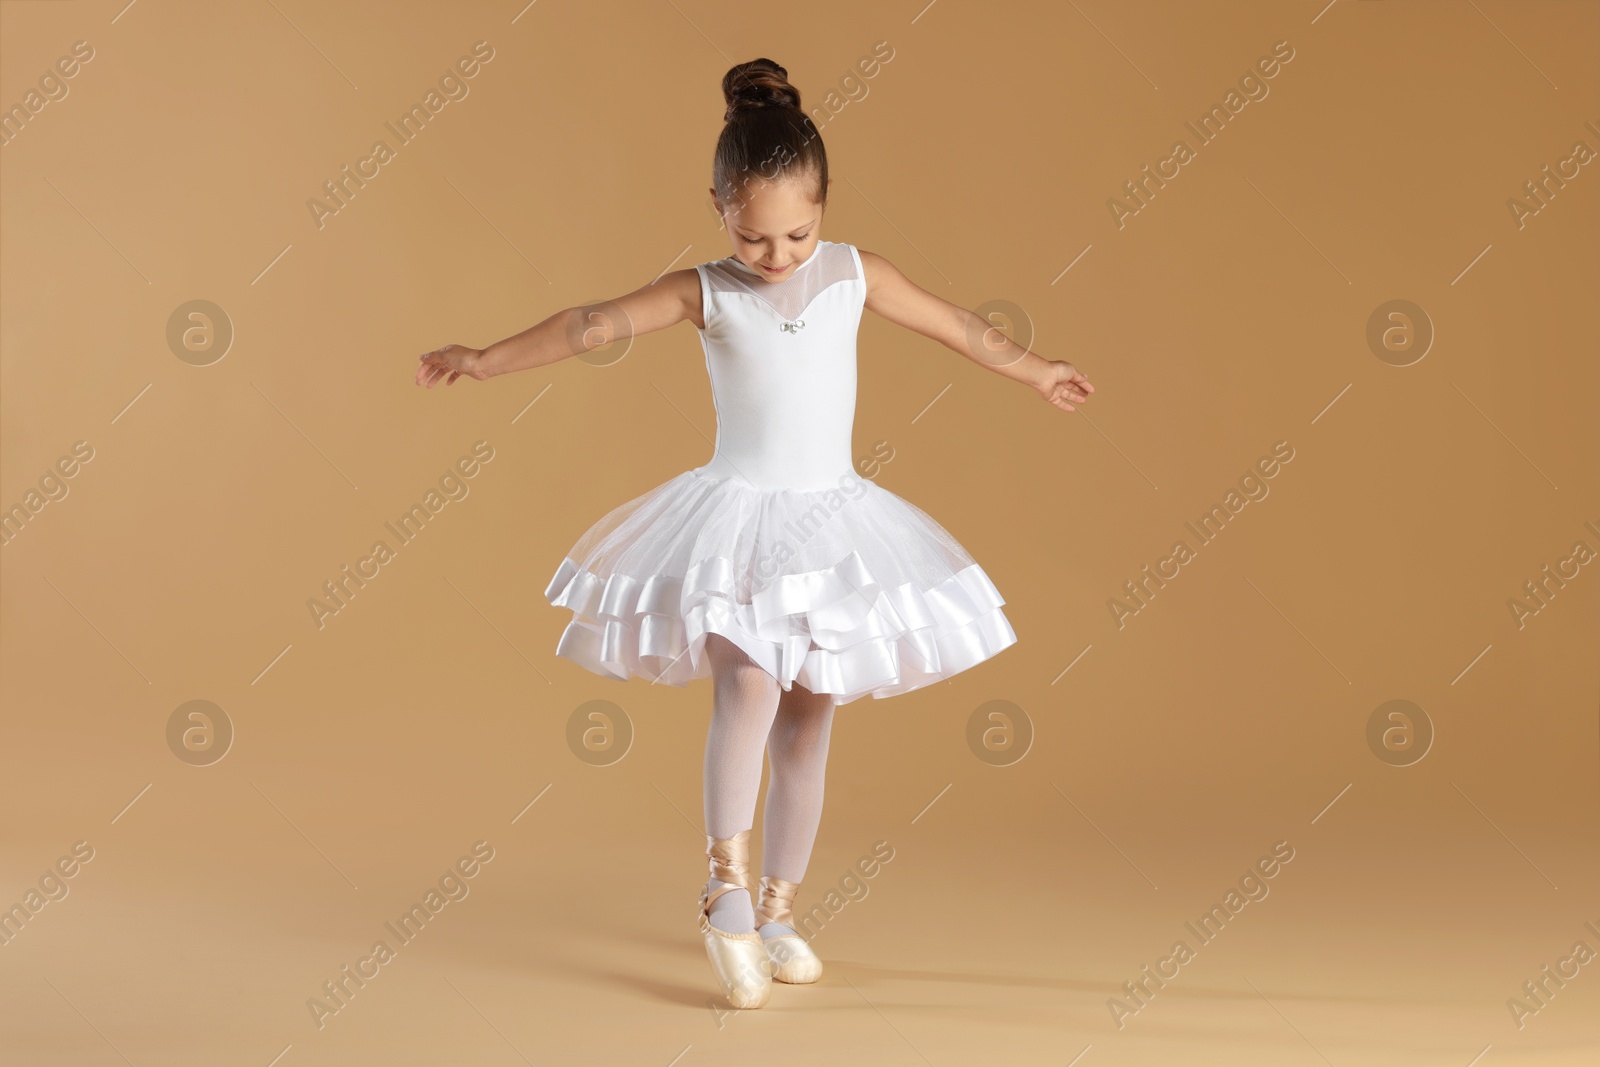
[855,248,899,296]
[661,267,705,331]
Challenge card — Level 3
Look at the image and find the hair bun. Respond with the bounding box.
[722,58,800,121]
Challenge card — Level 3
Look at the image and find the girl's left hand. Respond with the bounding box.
[416,344,486,388]
[1034,360,1094,413]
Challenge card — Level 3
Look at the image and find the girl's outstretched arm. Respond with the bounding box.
[859,249,1094,413]
[415,268,702,387]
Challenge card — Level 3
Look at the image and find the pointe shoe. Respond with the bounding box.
[755,875,823,984]
[697,830,771,1009]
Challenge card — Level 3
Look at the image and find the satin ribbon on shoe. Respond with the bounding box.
[706,830,753,892]
[754,874,800,927]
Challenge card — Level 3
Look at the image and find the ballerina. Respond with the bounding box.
[415,56,1093,1010]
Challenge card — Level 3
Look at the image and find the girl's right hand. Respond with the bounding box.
[1033,359,1094,413]
[416,344,487,388]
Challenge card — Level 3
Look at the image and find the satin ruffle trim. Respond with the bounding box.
[543,549,1017,705]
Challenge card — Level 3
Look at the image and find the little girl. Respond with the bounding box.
[416,57,1093,1010]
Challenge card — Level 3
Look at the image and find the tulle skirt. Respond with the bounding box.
[543,466,1017,705]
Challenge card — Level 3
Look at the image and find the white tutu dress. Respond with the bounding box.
[544,240,1018,704]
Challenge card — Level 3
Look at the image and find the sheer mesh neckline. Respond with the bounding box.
[701,242,860,323]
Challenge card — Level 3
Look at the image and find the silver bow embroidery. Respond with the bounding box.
[779,319,805,333]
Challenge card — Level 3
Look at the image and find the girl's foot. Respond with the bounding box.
[698,831,772,1008]
[755,875,823,984]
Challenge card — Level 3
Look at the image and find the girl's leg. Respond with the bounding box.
[758,681,836,936]
[702,633,783,933]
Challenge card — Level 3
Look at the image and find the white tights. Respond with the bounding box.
[702,633,836,936]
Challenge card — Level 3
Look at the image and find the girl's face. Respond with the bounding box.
[711,175,830,283]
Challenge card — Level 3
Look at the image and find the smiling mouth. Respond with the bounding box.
[759,263,788,273]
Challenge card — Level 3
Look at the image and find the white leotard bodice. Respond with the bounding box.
[691,241,865,492]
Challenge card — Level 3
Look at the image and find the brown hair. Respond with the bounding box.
[712,58,828,213]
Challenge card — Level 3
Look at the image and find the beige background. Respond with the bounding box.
[3,0,1597,1064]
